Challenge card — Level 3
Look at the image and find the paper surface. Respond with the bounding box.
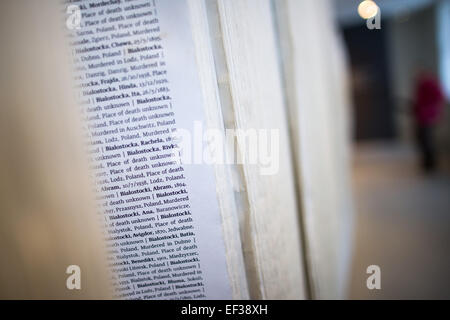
[67,0,231,300]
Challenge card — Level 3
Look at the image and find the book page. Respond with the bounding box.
[66,0,231,300]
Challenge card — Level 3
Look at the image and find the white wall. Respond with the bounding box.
[194,0,355,299]
[275,0,355,299]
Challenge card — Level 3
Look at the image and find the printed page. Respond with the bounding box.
[66,0,232,300]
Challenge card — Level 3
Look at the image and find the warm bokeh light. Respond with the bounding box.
[358,0,379,19]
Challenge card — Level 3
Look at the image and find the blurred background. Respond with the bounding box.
[335,0,450,299]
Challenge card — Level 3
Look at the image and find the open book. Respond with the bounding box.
[67,0,237,300]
